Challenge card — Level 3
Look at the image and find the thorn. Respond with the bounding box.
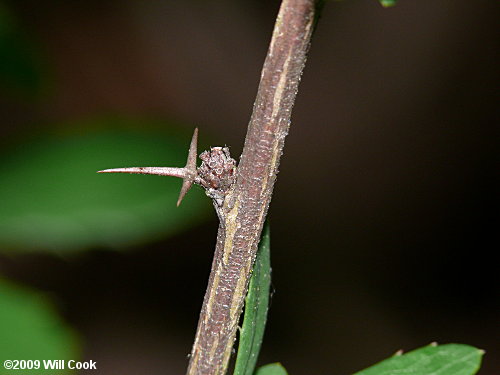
[186,128,198,174]
[97,128,200,207]
[177,128,198,206]
[97,167,187,178]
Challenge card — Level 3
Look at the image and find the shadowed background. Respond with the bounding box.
[0,0,497,374]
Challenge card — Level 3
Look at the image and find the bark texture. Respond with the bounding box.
[187,1,317,374]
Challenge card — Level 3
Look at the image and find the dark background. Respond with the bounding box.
[0,0,497,374]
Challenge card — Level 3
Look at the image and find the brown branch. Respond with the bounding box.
[186,1,319,374]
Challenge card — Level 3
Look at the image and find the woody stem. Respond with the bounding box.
[186,1,320,374]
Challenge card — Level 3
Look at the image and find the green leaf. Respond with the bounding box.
[254,363,288,375]
[233,222,271,375]
[378,0,398,7]
[0,279,80,374]
[354,343,484,375]
[0,121,211,252]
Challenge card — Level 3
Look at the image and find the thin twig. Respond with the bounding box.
[187,1,319,374]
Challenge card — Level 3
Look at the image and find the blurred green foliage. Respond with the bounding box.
[0,2,44,97]
[0,279,80,374]
[378,0,398,7]
[0,120,212,252]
